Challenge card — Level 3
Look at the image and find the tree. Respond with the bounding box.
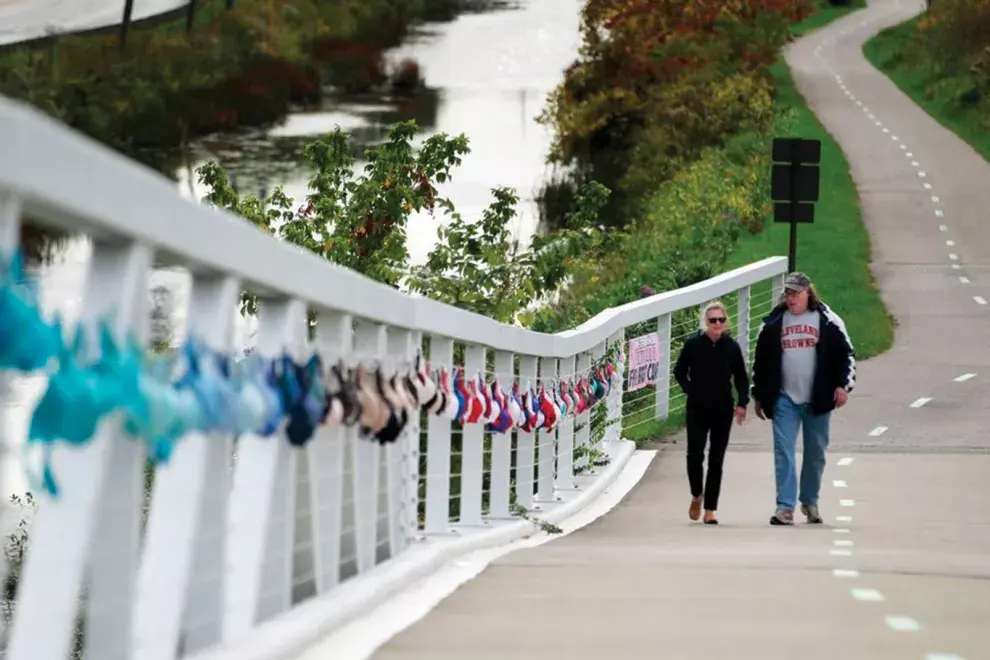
[197,119,614,324]
[407,181,613,324]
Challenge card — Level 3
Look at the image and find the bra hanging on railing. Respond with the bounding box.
[0,248,621,499]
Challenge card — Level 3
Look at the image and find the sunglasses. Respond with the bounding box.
[707,316,727,324]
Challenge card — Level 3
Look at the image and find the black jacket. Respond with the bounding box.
[751,302,856,418]
[673,330,750,411]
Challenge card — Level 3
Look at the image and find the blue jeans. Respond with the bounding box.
[772,394,831,511]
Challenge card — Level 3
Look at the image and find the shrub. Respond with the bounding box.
[0,0,447,170]
[539,0,812,219]
[531,126,773,332]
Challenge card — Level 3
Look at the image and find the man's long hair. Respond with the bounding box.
[778,283,822,310]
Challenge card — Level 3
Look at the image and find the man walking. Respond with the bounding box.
[751,272,856,525]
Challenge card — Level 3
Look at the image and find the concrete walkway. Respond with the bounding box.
[371,0,990,657]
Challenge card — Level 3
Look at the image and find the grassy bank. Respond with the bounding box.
[863,5,990,163]
[0,0,447,173]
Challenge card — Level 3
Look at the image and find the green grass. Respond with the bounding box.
[863,17,990,164]
[728,61,894,361]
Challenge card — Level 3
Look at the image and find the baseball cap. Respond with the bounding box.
[783,272,811,292]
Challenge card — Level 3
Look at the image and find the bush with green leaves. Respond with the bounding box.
[198,119,615,323]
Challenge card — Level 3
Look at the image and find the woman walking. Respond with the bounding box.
[673,301,750,524]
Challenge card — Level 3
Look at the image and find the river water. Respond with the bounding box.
[0,0,582,503]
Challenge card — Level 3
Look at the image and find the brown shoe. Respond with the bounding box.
[689,496,702,521]
[704,510,718,525]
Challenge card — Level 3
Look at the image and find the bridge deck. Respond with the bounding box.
[347,0,990,657]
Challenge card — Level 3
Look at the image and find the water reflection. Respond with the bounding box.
[2,0,583,501]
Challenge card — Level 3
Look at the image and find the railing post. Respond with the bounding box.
[737,285,752,366]
[515,355,538,509]
[0,189,21,609]
[133,275,240,659]
[385,328,415,556]
[406,330,423,539]
[221,298,307,641]
[7,241,152,660]
[423,336,454,535]
[555,355,576,491]
[0,188,19,248]
[458,344,486,526]
[535,357,557,504]
[573,351,592,474]
[654,313,672,420]
[307,311,353,593]
[771,273,785,307]
[605,329,625,443]
[488,350,514,519]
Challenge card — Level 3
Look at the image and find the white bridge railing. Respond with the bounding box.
[0,96,787,660]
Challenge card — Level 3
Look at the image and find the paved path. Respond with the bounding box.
[0,0,185,47]
[371,0,990,657]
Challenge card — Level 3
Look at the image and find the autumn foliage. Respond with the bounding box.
[541,0,814,210]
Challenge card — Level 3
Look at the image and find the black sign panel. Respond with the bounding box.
[773,202,815,224]
[772,137,822,164]
[771,163,820,203]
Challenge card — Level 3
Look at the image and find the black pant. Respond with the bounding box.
[686,406,734,511]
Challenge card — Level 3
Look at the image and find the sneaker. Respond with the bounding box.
[801,503,823,524]
[769,508,794,525]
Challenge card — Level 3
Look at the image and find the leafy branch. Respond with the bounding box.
[196,119,613,324]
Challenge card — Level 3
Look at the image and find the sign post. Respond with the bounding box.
[771,137,822,273]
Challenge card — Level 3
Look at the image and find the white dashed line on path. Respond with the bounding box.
[923,182,932,189]
[851,588,885,602]
[836,515,852,523]
[839,499,856,507]
[833,480,848,488]
[834,528,850,534]
[931,195,939,202]
[946,240,955,246]
[885,616,922,632]
[830,549,853,557]
[939,224,948,231]
[935,209,944,217]
[949,253,959,261]
[975,296,987,306]
[926,653,967,660]
[910,397,932,408]
[834,539,854,547]
[953,373,977,382]
[960,276,970,284]
[833,569,859,578]
[952,264,961,270]
[868,426,887,436]
[837,456,854,466]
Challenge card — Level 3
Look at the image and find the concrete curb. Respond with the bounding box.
[185,437,638,660]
